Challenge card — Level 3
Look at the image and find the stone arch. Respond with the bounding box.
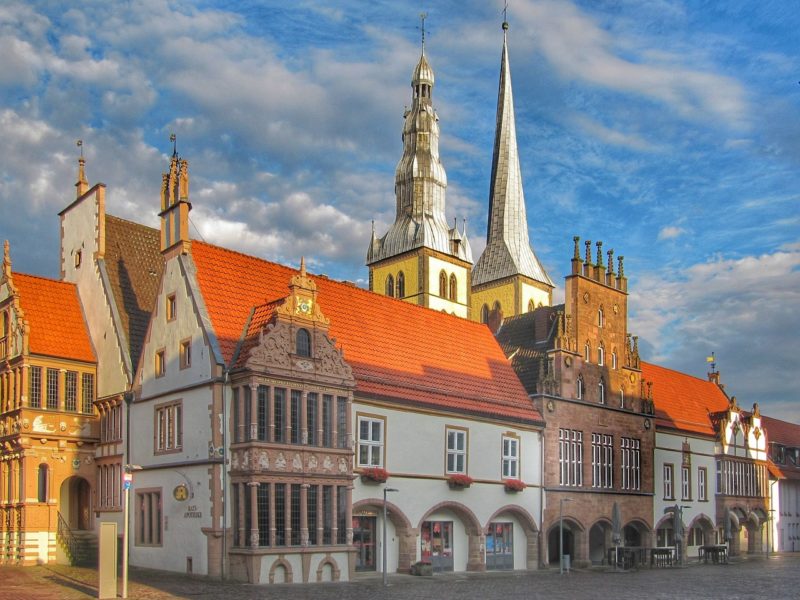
[268,557,293,584]
[315,555,340,582]
[686,513,715,548]
[546,517,584,566]
[419,500,484,572]
[745,508,766,554]
[353,498,414,573]
[623,518,651,547]
[59,475,91,530]
[588,517,613,564]
[485,504,539,569]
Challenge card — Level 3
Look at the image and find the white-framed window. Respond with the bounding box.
[611,351,618,370]
[664,464,674,500]
[591,433,613,489]
[576,375,584,400]
[559,428,583,487]
[598,307,604,328]
[155,401,182,453]
[446,427,467,474]
[598,379,606,404]
[584,343,591,363]
[180,339,191,369]
[682,466,691,500]
[502,436,519,479]
[357,415,384,467]
[620,437,641,490]
[698,467,707,501]
[597,345,605,366]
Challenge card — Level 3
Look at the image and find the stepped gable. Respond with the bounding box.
[14,273,95,363]
[641,361,730,436]
[104,215,164,370]
[191,241,542,424]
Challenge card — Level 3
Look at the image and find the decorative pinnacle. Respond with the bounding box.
[573,236,581,260]
[618,255,625,277]
[596,241,603,266]
[607,249,614,274]
[170,133,177,157]
[300,256,306,277]
[584,240,592,264]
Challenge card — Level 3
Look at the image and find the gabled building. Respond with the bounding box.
[497,236,654,567]
[0,242,98,565]
[763,415,800,553]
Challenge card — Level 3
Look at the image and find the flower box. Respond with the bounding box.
[503,478,526,492]
[360,467,389,484]
[447,474,474,489]
[410,560,433,576]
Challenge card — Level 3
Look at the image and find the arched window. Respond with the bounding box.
[493,300,502,313]
[599,379,606,404]
[37,464,48,503]
[598,306,604,328]
[584,343,591,363]
[611,351,618,370]
[528,299,535,313]
[620,387,625,409]
[385,274,394,297]
[598,344,605,366]
[481,304,489,324]
[576,376,584,400]
[449,274,457,301]
[296,328,311,357]
[439,271,447,297]
[397,271,405,298]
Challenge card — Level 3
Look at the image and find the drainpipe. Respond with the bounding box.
[220,368,228,580]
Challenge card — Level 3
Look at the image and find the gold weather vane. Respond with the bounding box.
[706,351,717,374]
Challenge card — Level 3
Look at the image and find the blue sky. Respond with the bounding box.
[1,0,798,422]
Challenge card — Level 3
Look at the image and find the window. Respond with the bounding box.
[306,392,318,445]
[620,438,640,490]
[307,485,318,545]
[611,351,618,370]
[449,274,458,301]
[337,396,348,449]
[322,394,333,447]
[46,368,59,410]
[273,388,285,443]
[385,274,394,297]
[290,390,301,444]
[598,307,604,328]
[558,428,583,487]
[291,484,302,545]
[357,415,384,467]
[682,466,691,500]
[296,328,311,358]
[65,371,78,412]
[698,467,707,501]
[37,464,48,503]
[597,345,604,366]
[619,387,625,409]
[257,483,270,546]
[81,373,94,413]
[180,339,191,369]
[337,486,348,544]
[502,436,519,479]
[576,375,584,400]
[155,349,166,377]
[481,304,489,324]
[166,294,176,321]
[591,433,613,489]
[439,271,447,297]
[446,427,467,474]
[135,489,162,546]
[584,343,591,363]
[29,366,41,408]
[155,401,182,453]
[74,249,82,268]
[664,464,674,500]
[598,379,605,404]
[397,271,405,298]
[656,524,674,548]
[275,484,286,546]
[528,299,535,312]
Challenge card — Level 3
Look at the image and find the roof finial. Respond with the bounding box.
[502,1,509,32]
[77,139,84,158]
[419,12,427,54]
[170,133,178,157]
[300,256,306,277]
[75,139,88,197]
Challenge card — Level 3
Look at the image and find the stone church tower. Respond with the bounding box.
[366,36,473,318]
[471,22,553,326]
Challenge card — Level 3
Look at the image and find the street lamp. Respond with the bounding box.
[382,487,399,586]
[559,498,572,575]
[122,464,142,599]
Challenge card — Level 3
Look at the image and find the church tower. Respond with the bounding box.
[471,22,553,325]
[367,22,473,318]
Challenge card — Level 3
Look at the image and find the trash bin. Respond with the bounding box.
[562,555,571,572]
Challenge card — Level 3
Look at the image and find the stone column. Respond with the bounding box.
[268,482,276,547]
[237,482,246,548]
[267,386,275,443]
[249,384,258,441]
[300,484,309,546]
[301,391,308,445]
[248,482,259,547]
[466,531,485,571]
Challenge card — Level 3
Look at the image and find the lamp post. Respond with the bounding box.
[559,497,572,575]
[122,464,142,598]
[382,487,398,586]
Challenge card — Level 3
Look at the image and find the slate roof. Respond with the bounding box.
[13,273,95,363]
[190,241,542,425]
[103,215,164,371]
[641,362,730,437]
[761,415,800,481]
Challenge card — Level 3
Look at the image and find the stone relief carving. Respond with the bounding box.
[258,450,269,470]
[275,452,287,470]
[322,456,333,472]
[32,416,56,434]
[337,457,348,474]
[292,453,302,471]
[307,454,318,470]
[247,323,291,369]
[317,334,353,380]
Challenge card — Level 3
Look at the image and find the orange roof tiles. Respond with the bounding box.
[190,242,542,424]
[641,361,729,436]
[13,273,95,363]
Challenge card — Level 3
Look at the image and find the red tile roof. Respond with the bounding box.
[13,273,95,363]
[761,415,800,481]
[191,242,542,424]
[641,361,729,436]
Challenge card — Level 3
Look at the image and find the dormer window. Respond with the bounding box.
[296,328,311,358]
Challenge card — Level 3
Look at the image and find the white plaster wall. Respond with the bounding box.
[60,189,129,398]
[520,282,551,312]
[426,256,469,317]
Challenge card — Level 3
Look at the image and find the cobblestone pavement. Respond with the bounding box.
[1,555,798,600]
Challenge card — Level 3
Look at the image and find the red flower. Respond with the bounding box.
[447,473,474,487]
[361,467,389,483]
[503,478,526,492]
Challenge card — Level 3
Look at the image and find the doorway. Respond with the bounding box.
[486,522,514,570]
[548,524,574,564]
[60,476,91,530]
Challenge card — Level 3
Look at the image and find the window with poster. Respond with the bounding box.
[420,521,454,572]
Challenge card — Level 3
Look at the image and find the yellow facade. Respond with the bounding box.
[370,254,420,304]
[471,277,552,323]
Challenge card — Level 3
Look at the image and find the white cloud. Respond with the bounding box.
[657,226,685,240]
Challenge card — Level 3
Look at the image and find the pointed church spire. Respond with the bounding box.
[472,20,552,290]
[75,140,88,198]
